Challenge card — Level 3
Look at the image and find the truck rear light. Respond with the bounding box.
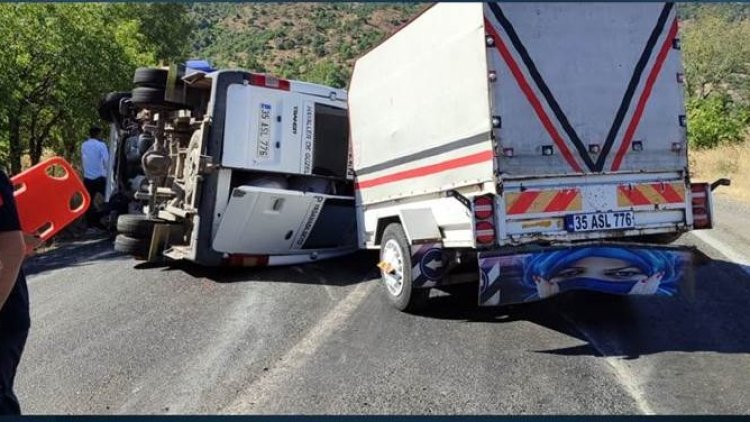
[473,195,494,220]
[691,183,712,229]
[473,194,496,246]
[475,221,496,245]
[224,254,270,267]
[248,74,290,91]
[502,147,514,157]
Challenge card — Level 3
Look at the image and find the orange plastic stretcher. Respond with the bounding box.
[11,157,91,241]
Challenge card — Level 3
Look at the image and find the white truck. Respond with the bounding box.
[349,2,727,311]
[100,64,357,266]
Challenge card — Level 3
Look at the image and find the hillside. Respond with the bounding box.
[189,3,425,88]
[188,3,750,90]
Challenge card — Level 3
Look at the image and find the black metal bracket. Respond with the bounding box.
[447,189,471,210]
[711,178,731,191]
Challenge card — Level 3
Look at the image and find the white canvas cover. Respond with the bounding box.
[349,3,495,206]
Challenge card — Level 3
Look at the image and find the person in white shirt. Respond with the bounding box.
[81,127,109,229]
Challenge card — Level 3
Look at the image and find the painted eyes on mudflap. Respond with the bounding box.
[551,266,647,280]
[553,267,585,279]
[604,266,646,280]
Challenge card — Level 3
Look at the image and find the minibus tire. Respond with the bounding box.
[116,214,157,239]
[133,67,168,88]
[131,86,190,111]
[98,91,130,122]
[114,234,150,259]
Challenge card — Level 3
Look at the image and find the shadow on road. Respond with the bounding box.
[420,256,750,359]
[38,235,750,359]
[134,250,380,287]
[23,237,125,277]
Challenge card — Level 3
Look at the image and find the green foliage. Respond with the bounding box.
[188,3,424,88]
[679,3,750,22]
[682,10,750,101]
[306,60,348,88]
[687,93,750,149]
[681,4,750,150]
[0,3,192,173]
[116,4,195,63]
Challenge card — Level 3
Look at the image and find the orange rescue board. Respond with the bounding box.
[11,157,91,241]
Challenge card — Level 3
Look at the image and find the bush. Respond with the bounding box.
[304,60,348,88]
[687,93,750,149]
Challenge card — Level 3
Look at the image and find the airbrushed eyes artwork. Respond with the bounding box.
[479,246,693,306]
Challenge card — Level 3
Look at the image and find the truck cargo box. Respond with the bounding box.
[350,2,693,247]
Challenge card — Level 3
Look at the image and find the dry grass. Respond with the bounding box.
[690,140,750,203]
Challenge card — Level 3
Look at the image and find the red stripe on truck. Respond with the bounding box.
[355,150,494,190]
[660,183,685,203]
[618,185,653,206]
[543,189,579,213]
[611,18,679,171]
[484,18,583,173]
[507,191,541,215]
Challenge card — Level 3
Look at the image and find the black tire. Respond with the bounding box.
[131,86,190,111]
[131,86,166,104]
[114,234,150,259]
[380,223,429,313]
[133,67,168,88]
[98,91,131,122]
[117,214,157,239]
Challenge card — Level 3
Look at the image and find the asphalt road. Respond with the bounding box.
[14,196,750,415]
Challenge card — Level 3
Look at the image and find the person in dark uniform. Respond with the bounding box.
[0,169,31,414]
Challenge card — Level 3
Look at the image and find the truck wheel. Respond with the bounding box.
[379,223,429,313]
[116,214,156,239]
[114,234,150,260]
[133,67,168,88]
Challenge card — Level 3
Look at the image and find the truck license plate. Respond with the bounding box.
[565,211,634,233]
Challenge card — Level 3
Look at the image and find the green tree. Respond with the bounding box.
[0,3,193,174]
[304,60,348,88]
[687,93,750,149]
[682,7,750,148]
[683,13,750,100]
[114,4,195,63]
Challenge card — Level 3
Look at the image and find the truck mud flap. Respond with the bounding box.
[478,243,694,306]
[411,243,446,288]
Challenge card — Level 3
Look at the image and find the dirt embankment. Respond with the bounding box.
[690,141,750,203]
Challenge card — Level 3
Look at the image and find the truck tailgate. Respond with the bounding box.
[484,2,686,176]
[496,172,691,244]
[483,3,689,243]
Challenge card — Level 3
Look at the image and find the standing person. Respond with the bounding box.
[0,169,31,415]
[81,126,109,229]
